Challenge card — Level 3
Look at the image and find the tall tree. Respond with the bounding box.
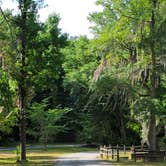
[89,0,166,150]
[14,0,43,160]
[30,14,67,107]
[148,0,158,152]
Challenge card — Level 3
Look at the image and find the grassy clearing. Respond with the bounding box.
[0,146,97,166]
[101,152,166,166]
[1,146,165,166]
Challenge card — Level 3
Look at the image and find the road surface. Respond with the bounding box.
[55,152,112,166]
[0,144,86,151]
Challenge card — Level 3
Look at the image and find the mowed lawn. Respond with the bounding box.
[0,146,166,166]
[115,161,166,166]
[0,146,96,166]
[100,151,166,166]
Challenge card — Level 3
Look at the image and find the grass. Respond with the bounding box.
[1,146,165,166]
[114,161,166,166]
[100,151,166,166]
[0,146,97,166]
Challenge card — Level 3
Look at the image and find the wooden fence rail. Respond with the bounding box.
[99,145,166,162]
[100,145,126,161]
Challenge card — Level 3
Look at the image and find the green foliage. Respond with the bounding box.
[0,0,165,149]
[160,136,166,146]
[27,14,68,107]
[13,145,20,162]
[61,36,100,142]
[0,70,12,109]
[27,99,71,147]
[88,0,166,147]
[0,108,18,134]
[0,69,17,134]
[63,36,98,89]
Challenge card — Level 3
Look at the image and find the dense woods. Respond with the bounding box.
[0,0,166,161]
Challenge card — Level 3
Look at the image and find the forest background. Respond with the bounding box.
[0,0,166,161]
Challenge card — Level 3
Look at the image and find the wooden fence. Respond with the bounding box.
[131,145,166,162]
[100,145,128,161]
[99,145,166,162]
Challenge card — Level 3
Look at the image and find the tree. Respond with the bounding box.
[27,99,71,150]
[0,0,165,154]
[1,2,68,155]
[14,0,43,160]
[89,0,166,150]
[62,36,99,142]
[29,14,67,107]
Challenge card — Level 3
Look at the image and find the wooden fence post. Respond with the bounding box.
[100,145,103,159]
[134,146,136,162]
[117,144,119,162]
[103,145,106,158]
[107,145,111,159]
[111,146,114,160]
[106,147,109,159]
[123,145,126,154]
[132,145,136,162]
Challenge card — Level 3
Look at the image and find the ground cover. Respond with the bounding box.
[114,161,166,166]
[0,146,96,165]
[101,152,166,166]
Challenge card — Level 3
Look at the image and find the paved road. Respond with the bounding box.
[55,152,112,166]
[0,144,87,151]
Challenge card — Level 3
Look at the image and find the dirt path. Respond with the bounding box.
[55,152,113,166]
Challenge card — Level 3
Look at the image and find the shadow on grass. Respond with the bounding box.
[0,156,56,165]
[35,147,97,153]
[0,158,54,166]
[0,157,15,160]
[110,160,166,166]
[56,159,111,165]
[28,155,57,160]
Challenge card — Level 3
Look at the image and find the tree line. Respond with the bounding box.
[0,0,165,161]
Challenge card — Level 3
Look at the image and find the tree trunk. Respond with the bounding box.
[19,96,26,161]
[44,134,48,151]
[148,0,158,152]
[148,112,156,151]
[0,55,2,67]
[19,0,28,161]
[119,112,126,144]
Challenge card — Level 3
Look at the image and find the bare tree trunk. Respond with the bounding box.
[148,113,156,151]
[148,0,158,152]
[44,134,48,151]
[19,94,26,161]
[19,0,28,161]
[0,55,2,67]
[119,112,126,144]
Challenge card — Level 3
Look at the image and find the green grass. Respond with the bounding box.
[0,146,97,166]
[114,161,166,166]
[100,152,166,166]
[1,146,165,166]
